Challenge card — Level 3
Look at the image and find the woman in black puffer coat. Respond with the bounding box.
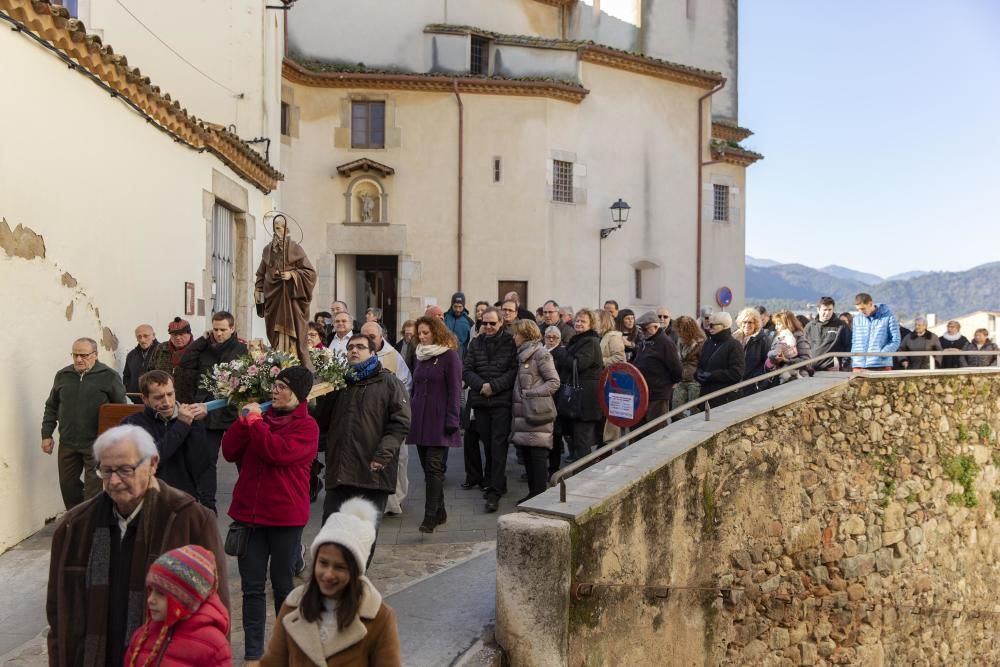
[561,309,604,462]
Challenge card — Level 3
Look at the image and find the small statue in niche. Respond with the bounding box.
[360,193,376,222]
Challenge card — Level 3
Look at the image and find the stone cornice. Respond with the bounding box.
[0,0,282,192]
[578,44,724,89]
[283,59,589,104]
[710,140,764,167]
[712,121,753,143]
[336,158,395,177]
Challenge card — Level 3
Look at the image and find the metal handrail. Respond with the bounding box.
[549,349,999,502]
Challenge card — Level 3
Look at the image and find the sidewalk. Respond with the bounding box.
[0,444,527,665]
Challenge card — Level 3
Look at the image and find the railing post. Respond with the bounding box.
[704,402,711,421]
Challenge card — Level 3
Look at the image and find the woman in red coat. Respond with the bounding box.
[221,366,319,665]
[125,545,230,667]
[406,316,462,533]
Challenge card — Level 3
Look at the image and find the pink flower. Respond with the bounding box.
[229,377,240,388]
[270,366,280,376]
[248,366,259,376]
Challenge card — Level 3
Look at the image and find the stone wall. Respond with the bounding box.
[500,372,1000,666]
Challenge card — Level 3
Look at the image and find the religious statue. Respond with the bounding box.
[360,193,376,222]
[255,215,317,369]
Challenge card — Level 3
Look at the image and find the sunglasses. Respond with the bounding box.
[482,321,500,327]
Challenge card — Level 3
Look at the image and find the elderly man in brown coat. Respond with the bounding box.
[46,424,226,667]
[255,214,317,367]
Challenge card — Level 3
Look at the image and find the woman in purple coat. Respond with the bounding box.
[407,315,463,533]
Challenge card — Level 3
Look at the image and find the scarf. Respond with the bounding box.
[416,344,451,361]
[347,355,381,384]
[168,338,191,367]
[942,332,963,342]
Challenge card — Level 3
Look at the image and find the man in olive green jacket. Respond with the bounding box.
[41,337,127,508]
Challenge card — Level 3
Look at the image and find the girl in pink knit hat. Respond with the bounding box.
[125,544,231,667]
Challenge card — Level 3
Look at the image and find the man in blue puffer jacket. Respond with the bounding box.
[851,293,901,370]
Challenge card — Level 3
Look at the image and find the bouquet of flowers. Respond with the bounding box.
[309,347,350,392]
[199,348,300,405]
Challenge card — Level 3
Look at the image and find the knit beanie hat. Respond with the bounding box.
[276,366,313,403]
[311,498,379,576]
[145,545,217,626]
[167,317,191,334]
[451,292,466,306]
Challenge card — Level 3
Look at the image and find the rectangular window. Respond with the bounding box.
[552,160,574,203]
[713,184,730,222]
[635,269,643,301]
[471,36,490,75]
[351,101,386,148]
[492,156,502,184]
[211,203,235,313]
[280,102,290,136]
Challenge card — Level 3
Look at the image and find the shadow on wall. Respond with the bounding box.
[0,218,117,552]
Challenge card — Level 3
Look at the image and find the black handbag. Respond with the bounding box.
[224,520,253,558]
[556,358,583,419]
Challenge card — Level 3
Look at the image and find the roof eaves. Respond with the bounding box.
[710,139,764,167]
[712,120,753,142]
[283,58,589,104]
[0,0,282,192]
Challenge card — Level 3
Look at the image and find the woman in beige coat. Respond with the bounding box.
[596,309,626,442]
[509,319,561,503]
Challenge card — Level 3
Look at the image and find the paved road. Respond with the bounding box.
[0,443,527,665]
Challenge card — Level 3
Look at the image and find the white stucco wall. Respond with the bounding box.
[80,0,285,172]
[0,25,271,550]
[288,0,560,70]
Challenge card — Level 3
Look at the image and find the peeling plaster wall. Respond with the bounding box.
[0,24,272,550]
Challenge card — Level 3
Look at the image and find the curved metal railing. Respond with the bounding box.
[549,349,999,502]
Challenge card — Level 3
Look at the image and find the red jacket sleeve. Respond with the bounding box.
[221,416,251,463]
[247,417,319,467]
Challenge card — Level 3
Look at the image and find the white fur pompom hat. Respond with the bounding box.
[311,497,379,575]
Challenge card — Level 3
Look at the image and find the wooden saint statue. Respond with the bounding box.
[254,215,317,368]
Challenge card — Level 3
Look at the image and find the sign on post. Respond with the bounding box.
[598,362,649,428]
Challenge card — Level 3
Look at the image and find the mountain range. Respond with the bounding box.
[745,257,1000,321]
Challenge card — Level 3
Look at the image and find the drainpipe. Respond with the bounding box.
[453,79,464,290]
[695,80,726,314]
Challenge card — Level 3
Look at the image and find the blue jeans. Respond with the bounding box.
[238,525,304,660]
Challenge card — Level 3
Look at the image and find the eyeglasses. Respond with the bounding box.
[71,352,96,359]
[658,315,671,320]
[273,381,291,392]
[501,307,516,312]
[482,321,500,327]
[96,457,150,479]
[345,344,369,351]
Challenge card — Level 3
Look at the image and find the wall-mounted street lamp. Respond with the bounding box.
[601,198,631,239]
[598,198,631,303]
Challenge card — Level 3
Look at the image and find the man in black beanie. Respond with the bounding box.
[445,291,475,358]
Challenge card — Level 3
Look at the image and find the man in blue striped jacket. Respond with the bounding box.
[851,293,901,371]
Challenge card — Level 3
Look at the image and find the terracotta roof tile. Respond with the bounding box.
[710,139,763,167]
[712,120,753,142]
[0,0,282,192]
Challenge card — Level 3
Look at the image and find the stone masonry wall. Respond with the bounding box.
[566,373,1000,666]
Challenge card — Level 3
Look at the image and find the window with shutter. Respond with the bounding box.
[351,101,386,149]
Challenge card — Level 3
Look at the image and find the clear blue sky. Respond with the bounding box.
[740,1,1000,277]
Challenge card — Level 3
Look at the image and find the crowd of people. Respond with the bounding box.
[37,289,998,665]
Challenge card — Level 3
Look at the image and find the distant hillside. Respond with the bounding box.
[886,270,929,281]
[746,262,1000,320]
[746,255,781,268]
[819,264,882,286]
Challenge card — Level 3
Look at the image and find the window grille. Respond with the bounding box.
[713,184,730,222]
[552,160,574,203]
[471,36,489,75]
[635,268,643,301]
[211,203,234,313]
[351,101,386,148]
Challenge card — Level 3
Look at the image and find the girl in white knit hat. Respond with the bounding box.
[260,498,401,666]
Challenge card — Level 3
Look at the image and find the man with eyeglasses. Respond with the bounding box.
[41,337,127,509]
[500,300,520,331]
[542,299,575,343]
[46,424,226,667]
[314,333,411,534]
[463,307,518,512]
[502,290,535,322]
[632,311,683,429]
[656,308,678,345]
